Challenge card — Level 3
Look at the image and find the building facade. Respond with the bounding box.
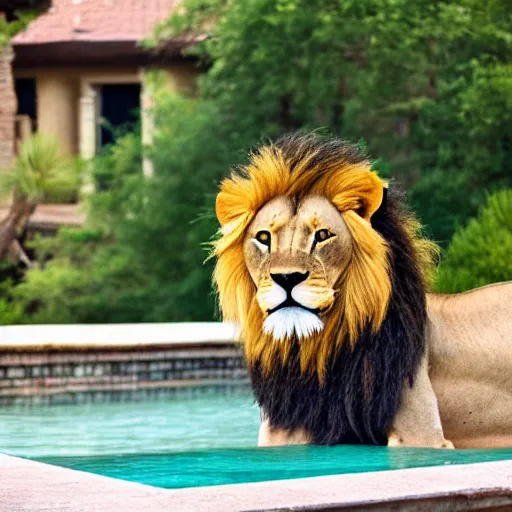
[10,0,197,164]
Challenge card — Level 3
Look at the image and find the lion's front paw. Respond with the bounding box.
[387,431,404,447]
[388,430,455,449]
[442,439,455,449]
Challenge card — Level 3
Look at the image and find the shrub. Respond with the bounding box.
[10,94,248,323]
[435,189,512,293]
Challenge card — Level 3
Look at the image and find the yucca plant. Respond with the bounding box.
[0,134,80,260]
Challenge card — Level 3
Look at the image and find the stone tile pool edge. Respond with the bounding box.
[0,322,247,405]
[2,454,512,511]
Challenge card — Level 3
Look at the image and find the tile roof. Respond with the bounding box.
[12,0,179,45]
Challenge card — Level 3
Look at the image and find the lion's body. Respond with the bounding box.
[426,283,512,448]
[213,133,512,449]
[258,284,512,451]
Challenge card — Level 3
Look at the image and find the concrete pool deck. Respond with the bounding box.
[2,454,512,511]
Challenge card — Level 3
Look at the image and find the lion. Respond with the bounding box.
[213,133,512,449]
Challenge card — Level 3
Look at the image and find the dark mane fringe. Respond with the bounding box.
[249,186,427,445]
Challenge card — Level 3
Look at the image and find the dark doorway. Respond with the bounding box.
[99,83,141,149]
[15,78,37,130]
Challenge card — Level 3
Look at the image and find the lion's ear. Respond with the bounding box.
[215,188,254,249]
[215,190,231,227]
[370,186,388,220]
[347,173,387,222]
[216,174,254,229]
[360,182,387,221]
[216,183,245,228]
[327,169,387,222]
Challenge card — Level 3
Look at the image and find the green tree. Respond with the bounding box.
[5,1,512,324]
[154,0,512,242]
[435,189,512,293]
[0,10,36,48]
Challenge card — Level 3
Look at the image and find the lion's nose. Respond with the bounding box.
[270,272,309,292]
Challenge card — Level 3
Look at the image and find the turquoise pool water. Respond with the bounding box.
[36,445,512,489]
[2,387,512,488]
[1,387,258,457]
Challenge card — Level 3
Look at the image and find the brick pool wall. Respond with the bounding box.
[0,343,248,405]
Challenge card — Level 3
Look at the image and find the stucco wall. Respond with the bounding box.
[36,72,79,154]
[0,47,16,170]
[15,67,142,157]
[13,64,199,158]
[164,63,200,94]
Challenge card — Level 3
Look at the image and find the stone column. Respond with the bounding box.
[78,83,97,194]
[140,71,154,178]
[79,83,97,161]
[0,46,16,171]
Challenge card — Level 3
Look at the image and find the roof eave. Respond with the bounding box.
[12,40,192,68]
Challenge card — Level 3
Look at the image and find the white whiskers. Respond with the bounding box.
[257,282,287,311]
[263,307,324,341]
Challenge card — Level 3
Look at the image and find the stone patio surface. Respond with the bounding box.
[2,454,512,511]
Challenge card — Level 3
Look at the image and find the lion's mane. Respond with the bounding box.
[214,133,437,445]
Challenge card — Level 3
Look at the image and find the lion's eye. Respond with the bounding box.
[255,230,271,248]
[314,229,333,244]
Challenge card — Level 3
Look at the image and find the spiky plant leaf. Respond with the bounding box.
[1,134,79,203]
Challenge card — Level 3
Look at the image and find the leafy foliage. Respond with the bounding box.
[11,95,245,323]
[0,265,24,325]
[3,1,512,324]
[0,10,37,48]
[435,189,512,293]
[155,0,512,242]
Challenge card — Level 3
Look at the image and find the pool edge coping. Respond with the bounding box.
[0,322,237,351]
[2,453,512,511]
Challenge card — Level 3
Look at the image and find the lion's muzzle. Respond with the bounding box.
[257,272,335,341]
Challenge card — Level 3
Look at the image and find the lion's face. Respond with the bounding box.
[244,195,352,341]
[214,134,435,379]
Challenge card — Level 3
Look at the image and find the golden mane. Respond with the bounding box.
[214,135,436,380]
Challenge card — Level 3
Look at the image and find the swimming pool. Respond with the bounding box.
[3,386,512,489]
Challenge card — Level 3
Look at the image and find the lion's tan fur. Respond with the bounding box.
[258,281,512,449]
